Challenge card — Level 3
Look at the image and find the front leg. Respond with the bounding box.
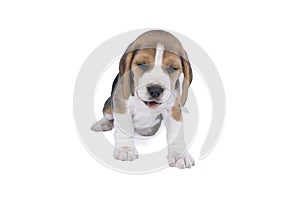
[114,92,138,161]
[165,103,195,168]
[113,110,138,161]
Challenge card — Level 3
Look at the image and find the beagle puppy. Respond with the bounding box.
[91,30,194,169]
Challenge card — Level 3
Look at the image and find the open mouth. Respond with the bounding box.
[143,100,161,109]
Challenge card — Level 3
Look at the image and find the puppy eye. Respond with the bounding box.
[167,65,177,73]
[137,63,149,71]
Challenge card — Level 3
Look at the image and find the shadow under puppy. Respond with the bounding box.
[91,30,194,169]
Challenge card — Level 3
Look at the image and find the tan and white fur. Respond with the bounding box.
[91,30,194,169]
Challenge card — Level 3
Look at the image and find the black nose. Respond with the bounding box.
[147,85,164,98]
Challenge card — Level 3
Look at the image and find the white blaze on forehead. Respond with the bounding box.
[136,43,171,103]
[154,43,164,66]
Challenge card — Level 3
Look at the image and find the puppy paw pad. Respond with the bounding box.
[168,152,195,169]
[113,147,139,161]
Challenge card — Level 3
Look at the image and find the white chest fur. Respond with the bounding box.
[128,96,163,129]
[127,95,176,135]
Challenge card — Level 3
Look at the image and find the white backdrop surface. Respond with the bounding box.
[0,0,299,199]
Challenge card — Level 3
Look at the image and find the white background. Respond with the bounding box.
[0,0,299,199]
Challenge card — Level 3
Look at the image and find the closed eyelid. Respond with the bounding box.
[164,58,181,66]
[165,62,181,69]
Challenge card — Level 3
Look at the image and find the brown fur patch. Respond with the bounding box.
[162,51,182,90]
[131,49,156,87]
[113,84,128,114]
[126,30,186,58]
[172,98,182,121]
[119,51,134,99]
[180,56,192,106]
[103,96,113,115]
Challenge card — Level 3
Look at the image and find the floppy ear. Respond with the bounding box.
[119,51,134,99]
[181,51,193,106]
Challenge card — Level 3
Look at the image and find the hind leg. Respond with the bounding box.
[91,118,113,131]
[91,97,114,132]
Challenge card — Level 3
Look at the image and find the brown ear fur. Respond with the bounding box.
[119,51,134,99]
[181,51,193,106]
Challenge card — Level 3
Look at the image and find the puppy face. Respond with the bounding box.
[118,30,192,111]
[130,44,183,108]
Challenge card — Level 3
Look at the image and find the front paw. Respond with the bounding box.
[113,146,139,161]
[168,151,195,169]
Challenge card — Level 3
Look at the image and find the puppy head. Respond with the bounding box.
[119,30,192,108]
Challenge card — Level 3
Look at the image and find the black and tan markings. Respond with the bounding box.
[102,30,193,123]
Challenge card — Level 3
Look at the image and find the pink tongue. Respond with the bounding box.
[147,101,158,108]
